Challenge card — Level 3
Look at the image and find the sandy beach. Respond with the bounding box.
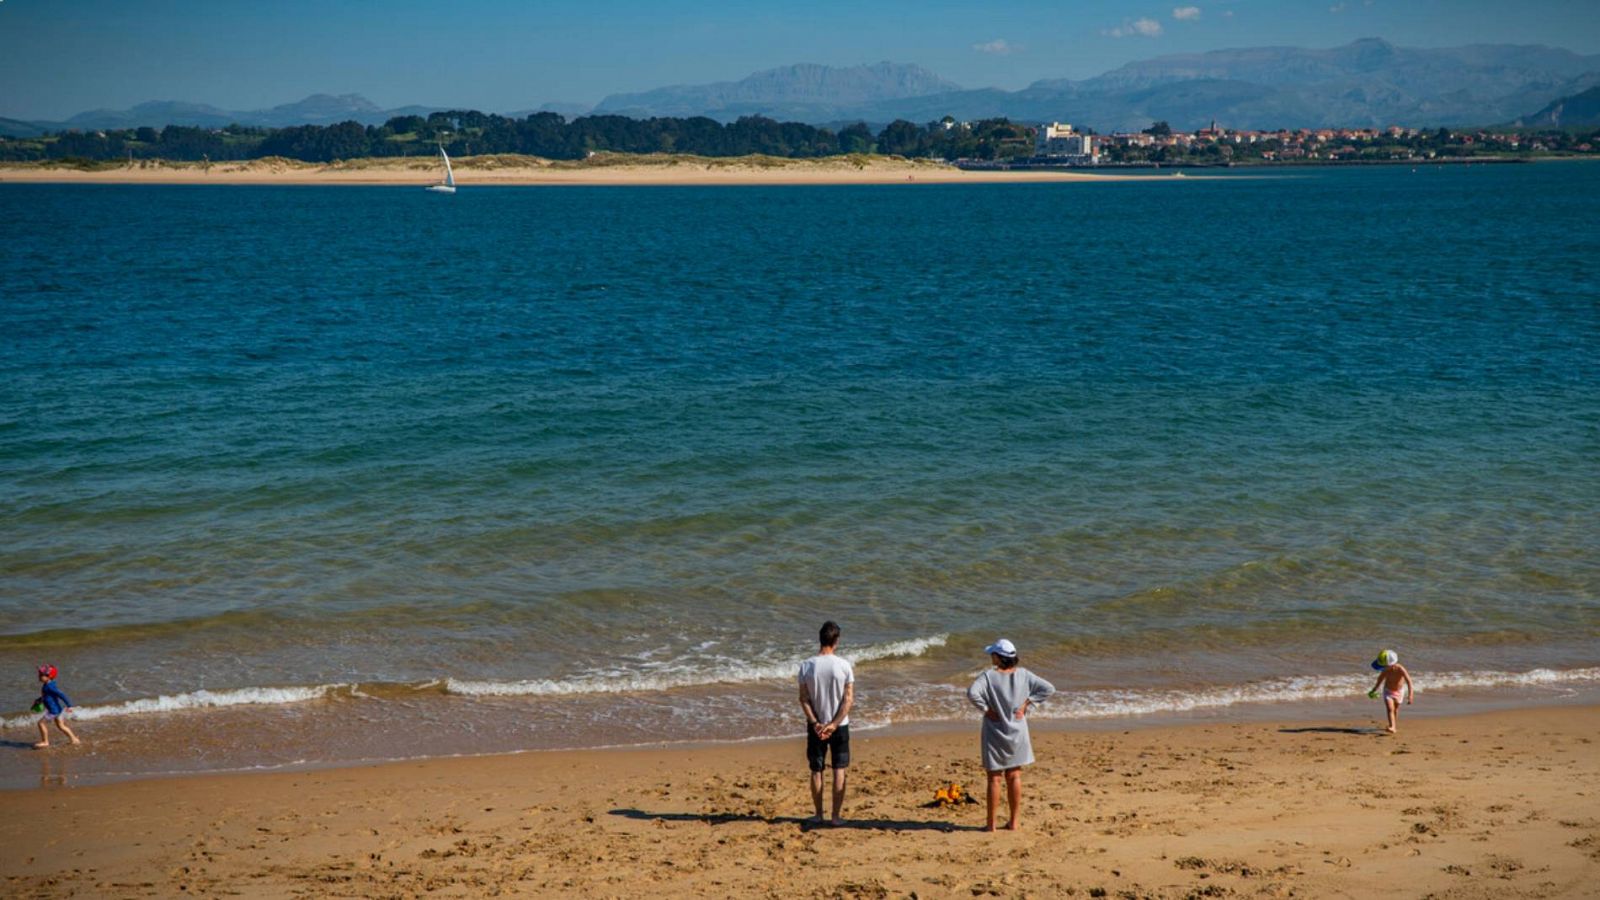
[3,706,1595,898]
[0,154,1150,186]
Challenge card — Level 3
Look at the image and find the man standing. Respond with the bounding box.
[798,620,854,826]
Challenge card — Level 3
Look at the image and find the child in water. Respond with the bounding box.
[32,665,81,748]
[1368,650,1413,734]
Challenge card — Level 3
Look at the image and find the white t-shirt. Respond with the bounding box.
[798,653,855,727]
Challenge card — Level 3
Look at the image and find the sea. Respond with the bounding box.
[2,163,1597,788]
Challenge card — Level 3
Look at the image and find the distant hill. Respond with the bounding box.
[58,100,238,130]
[0,116,48,138]
[506,101,596,119]
[593,62,961,121]
[1514,85,1600,127]
[28,94,446,131]
[248,93,386,127]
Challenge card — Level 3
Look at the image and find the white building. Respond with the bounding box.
[1035,122,1097,162]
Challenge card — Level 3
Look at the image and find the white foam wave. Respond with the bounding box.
[2,684,347,728]
[446,634,949,698]
[1033,666,1600,720]
[6,661,1590,730]
[855,634,949,664]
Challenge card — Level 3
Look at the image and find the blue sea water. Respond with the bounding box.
[1,164,1597,783]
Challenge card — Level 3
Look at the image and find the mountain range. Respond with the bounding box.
[853,40,1599,131]
[1513,85,1600,127]
[591,62,961,121]
[582,41,1600,131]
[6,39,1600,137]
[13,94,443,134]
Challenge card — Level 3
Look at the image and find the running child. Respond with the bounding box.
[32,665,81,748]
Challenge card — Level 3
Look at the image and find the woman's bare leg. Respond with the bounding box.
[985,771,1002,831]
[1005,768,1023,830]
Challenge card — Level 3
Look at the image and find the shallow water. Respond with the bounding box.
[2,164,1597,785]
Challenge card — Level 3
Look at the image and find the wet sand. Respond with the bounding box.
[3,705,1596,898]
[0,154,1153,186]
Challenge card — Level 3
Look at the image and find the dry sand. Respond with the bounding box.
[3,706,1596,898]
[0,154,1152,186]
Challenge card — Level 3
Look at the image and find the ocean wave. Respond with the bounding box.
[1,684,348,728]
[445,633,950,698]
[1032,666,1600,720]
[6,660,1593,729]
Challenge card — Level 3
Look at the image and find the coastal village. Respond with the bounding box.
[1014,119,1597,166]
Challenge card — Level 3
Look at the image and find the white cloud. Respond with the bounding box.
[972,38,1018,55]
[1105,17,1164,38]
[1221,9,1234,17]
[1329,2,1346,11]
[1173,6,1201,20]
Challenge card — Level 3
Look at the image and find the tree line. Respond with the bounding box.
[0,112,1035,163]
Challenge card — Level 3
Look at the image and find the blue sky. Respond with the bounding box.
[2,0,1598,119]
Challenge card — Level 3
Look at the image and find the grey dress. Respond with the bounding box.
[967,666,1056,771]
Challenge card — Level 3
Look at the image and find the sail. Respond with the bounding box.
[441,147,455,187]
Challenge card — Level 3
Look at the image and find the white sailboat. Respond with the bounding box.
[424,145,456,194]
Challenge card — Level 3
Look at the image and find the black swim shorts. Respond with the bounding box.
[806,724,850,772]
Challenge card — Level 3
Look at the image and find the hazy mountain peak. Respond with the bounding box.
[40,94,416,131]
[266,94,384,116]
[62,100,231,128]
[1078,38,1596,93]
[593,61,961,120]
[128,100,231,115]
[1516,85,1600,127]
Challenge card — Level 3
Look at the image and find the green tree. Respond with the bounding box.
[384,115,427,134]
[838,122,874,154]
[876,119,923,156]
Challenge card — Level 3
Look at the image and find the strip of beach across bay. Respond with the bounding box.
[0,153,1184,186]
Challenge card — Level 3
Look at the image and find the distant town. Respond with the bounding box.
[968,119,1598,168]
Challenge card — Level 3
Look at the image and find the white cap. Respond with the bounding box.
[985,638,1017,657]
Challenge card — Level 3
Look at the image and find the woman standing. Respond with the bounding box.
[966,638,1055,831]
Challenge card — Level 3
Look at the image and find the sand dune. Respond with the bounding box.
[4,706,1596,898]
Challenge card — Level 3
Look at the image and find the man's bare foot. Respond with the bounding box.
[830,817,844,827]
[1385,726,1397,734]
[1005,821,1020,830]
[32,741,49,749]
[982,824,996,833]
[69,736,81,745]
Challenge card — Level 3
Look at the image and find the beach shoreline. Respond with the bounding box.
[6,663,1596,792]
[5,705,1595,897]
[0,155,1158,186]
